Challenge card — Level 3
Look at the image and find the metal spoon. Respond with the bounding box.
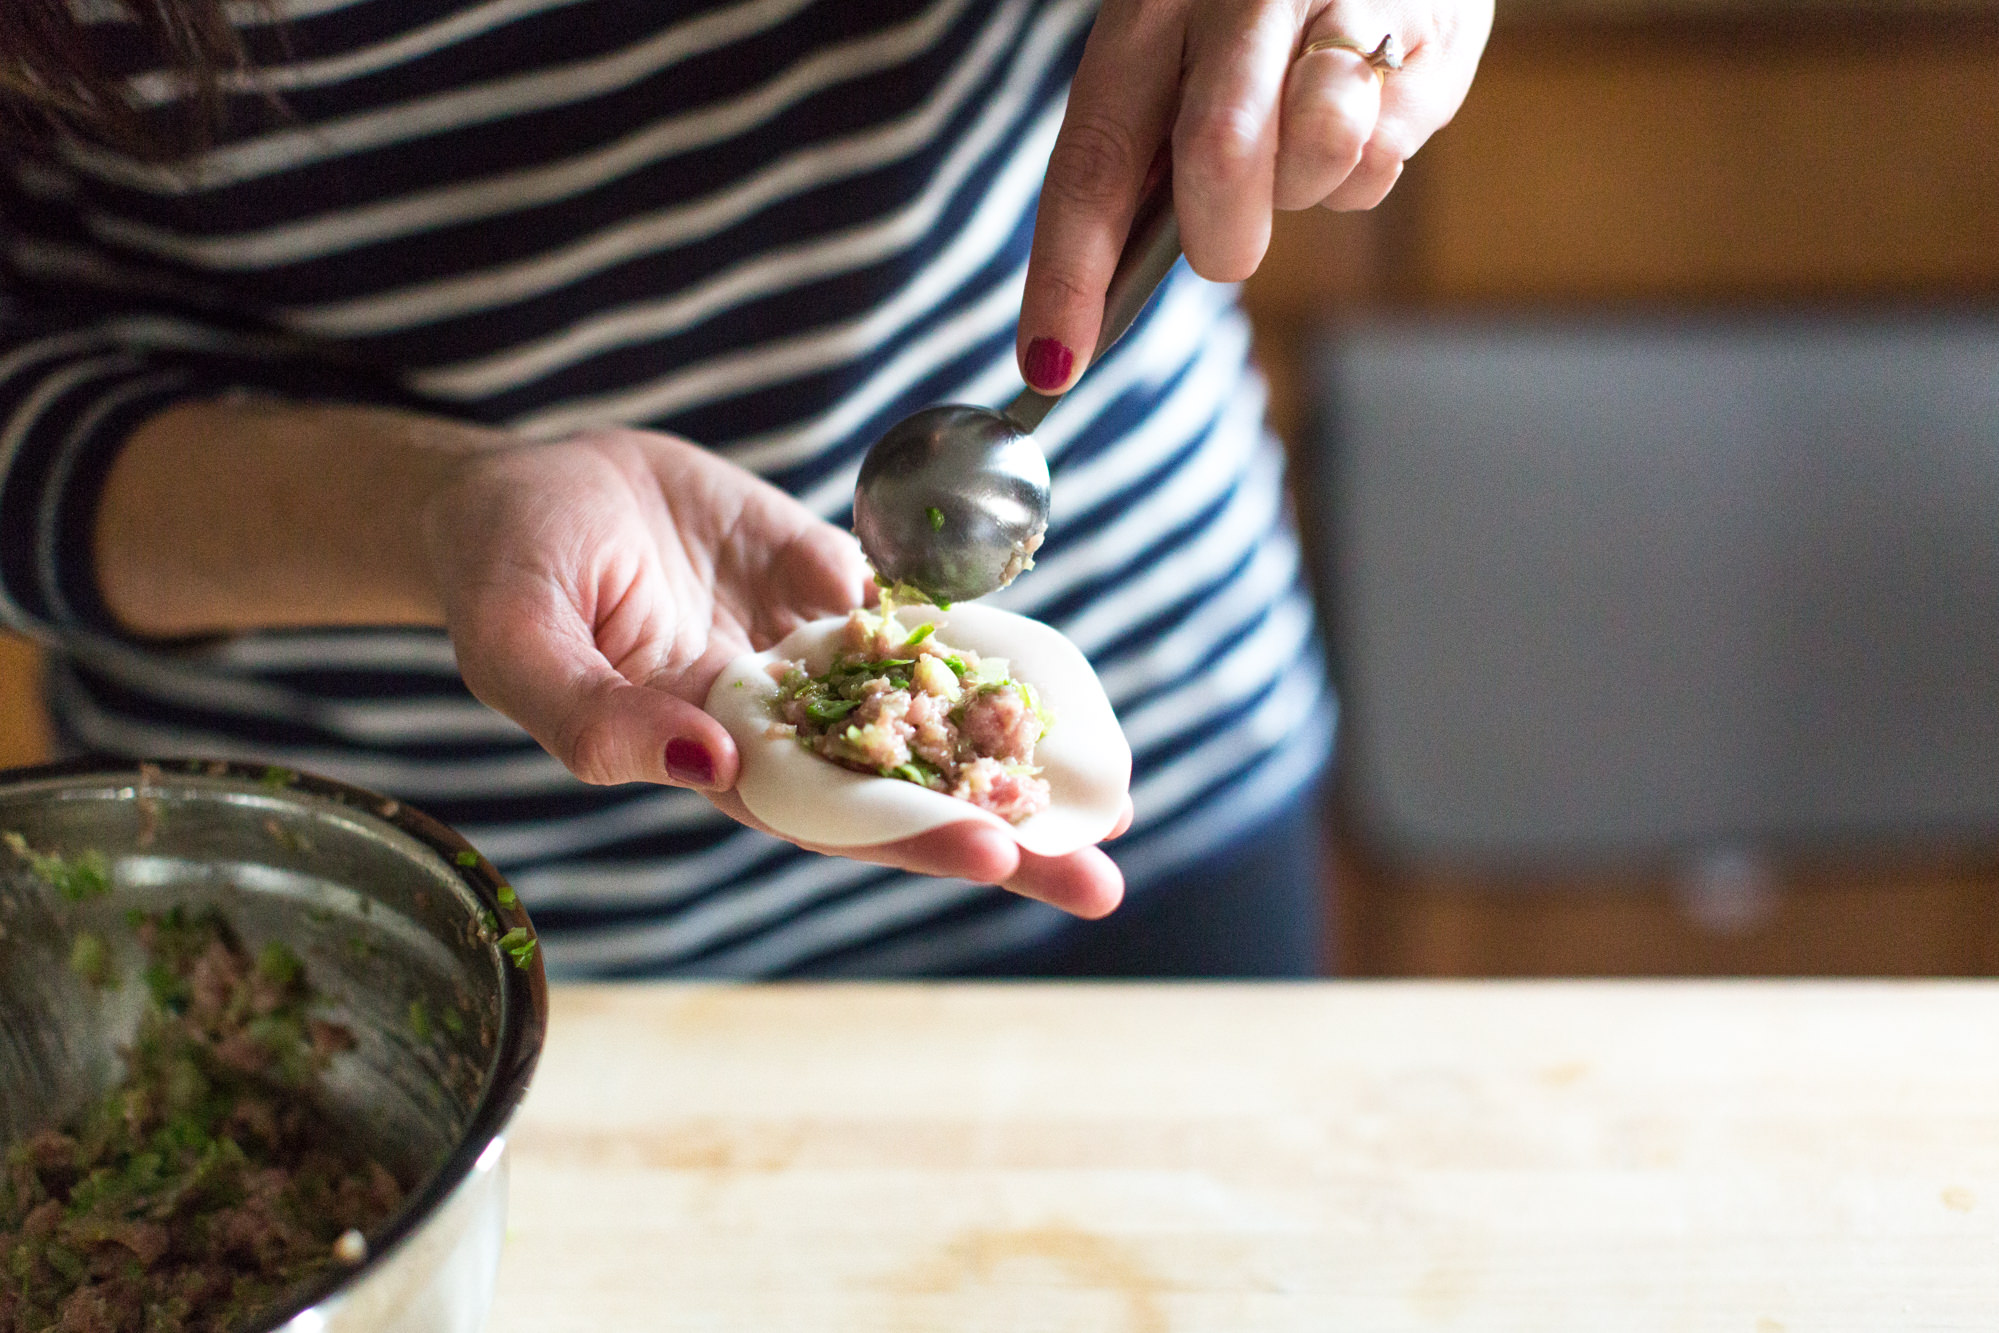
[853,175,1182,604]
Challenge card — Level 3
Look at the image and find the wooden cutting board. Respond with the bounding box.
[486,982,1999,1331]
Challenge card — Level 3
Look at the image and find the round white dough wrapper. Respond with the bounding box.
[705,603,1132,858]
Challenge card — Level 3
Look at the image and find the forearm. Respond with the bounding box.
[93,396,512,637]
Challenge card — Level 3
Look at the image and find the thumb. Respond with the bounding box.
[453,599,739,792]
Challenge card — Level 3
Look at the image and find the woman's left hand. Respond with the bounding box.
[1017,0,1492,391]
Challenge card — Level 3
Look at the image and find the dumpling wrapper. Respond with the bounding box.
[705,602,1132,858]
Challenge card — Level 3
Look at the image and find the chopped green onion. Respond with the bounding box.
[926,506,945,531]
[407,999,432,1042]
[942,655,967,676]
[257,941,303,988]
[806,697,861,724]
[497,884,518,907]
[69,932,112,988]
[3,832,112,900]
[903,623,936,646]
[454,849,479,868]
[497,927,538,970]
[259,766,296,791]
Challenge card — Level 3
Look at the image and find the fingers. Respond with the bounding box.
[761,524,872,641]
[1306,0,1495,211]
[705,790,1127,919]
[1273,45,1380,211]
[454,590,739,792]
[1320,137,1403,211]
[1022,0,1414,388]
[1006,844,1126,919]
[822,824,1125,921]
[1172,0,1296,280]
[1017,5,1181,394]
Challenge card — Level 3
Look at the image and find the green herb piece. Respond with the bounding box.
[454,849,480,868]
[144,960,189,1012]
[496,927,538,971]
[805,697,861,724]
[256,941,303,989]
[259,766,296,792]
[903,623,936,646]
[884,763,938,789]
[441,1006,466,1037]
[925,506,945,531]
[45,1243,86,1284]
[497,884,518,907]
[942,655,967,676]
[407,999,432,1042]
[3,832,112,901]
[69,932,113,988]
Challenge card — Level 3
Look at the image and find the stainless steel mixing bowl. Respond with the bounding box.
[0,758,546,1333]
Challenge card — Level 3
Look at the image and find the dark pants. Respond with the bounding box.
[951,790,1330,979]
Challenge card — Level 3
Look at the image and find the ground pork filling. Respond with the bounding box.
[0,909,401,1333]
[770,609,1053,823]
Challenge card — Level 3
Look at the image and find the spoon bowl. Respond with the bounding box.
[852,404,1050,606]
[852,171,1182,603]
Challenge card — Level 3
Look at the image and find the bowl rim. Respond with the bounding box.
[0,755,549,1331]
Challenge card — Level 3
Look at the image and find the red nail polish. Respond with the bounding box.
[665,737,715,787]
[1023,337,1075,393]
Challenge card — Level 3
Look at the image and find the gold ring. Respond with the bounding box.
[1297,32,1404,78]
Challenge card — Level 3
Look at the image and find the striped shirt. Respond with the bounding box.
[0,0,1331,976]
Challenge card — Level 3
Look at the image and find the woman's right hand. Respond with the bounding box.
[421,426,1127,917]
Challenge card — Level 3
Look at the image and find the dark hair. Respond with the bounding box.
[0,0,274,155]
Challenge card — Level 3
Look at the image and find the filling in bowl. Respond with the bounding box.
[768,609,1052,823]
[0,904,399,1333]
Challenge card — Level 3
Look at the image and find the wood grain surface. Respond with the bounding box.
[487,983,1999,1331]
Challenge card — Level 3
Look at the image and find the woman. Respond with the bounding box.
[0,0,1488,976]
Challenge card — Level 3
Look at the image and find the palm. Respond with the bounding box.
[425,428,1125,917]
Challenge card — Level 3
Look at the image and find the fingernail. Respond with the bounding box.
[665,737,716,787]
[1023,337,1075,393]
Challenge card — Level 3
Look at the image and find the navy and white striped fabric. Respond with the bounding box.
[0,0,1331,976]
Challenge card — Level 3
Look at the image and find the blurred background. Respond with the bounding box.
[1243,0,1999,975]
[4,0,1997,977]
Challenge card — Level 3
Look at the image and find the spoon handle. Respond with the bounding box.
[1005,171,1182,433]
